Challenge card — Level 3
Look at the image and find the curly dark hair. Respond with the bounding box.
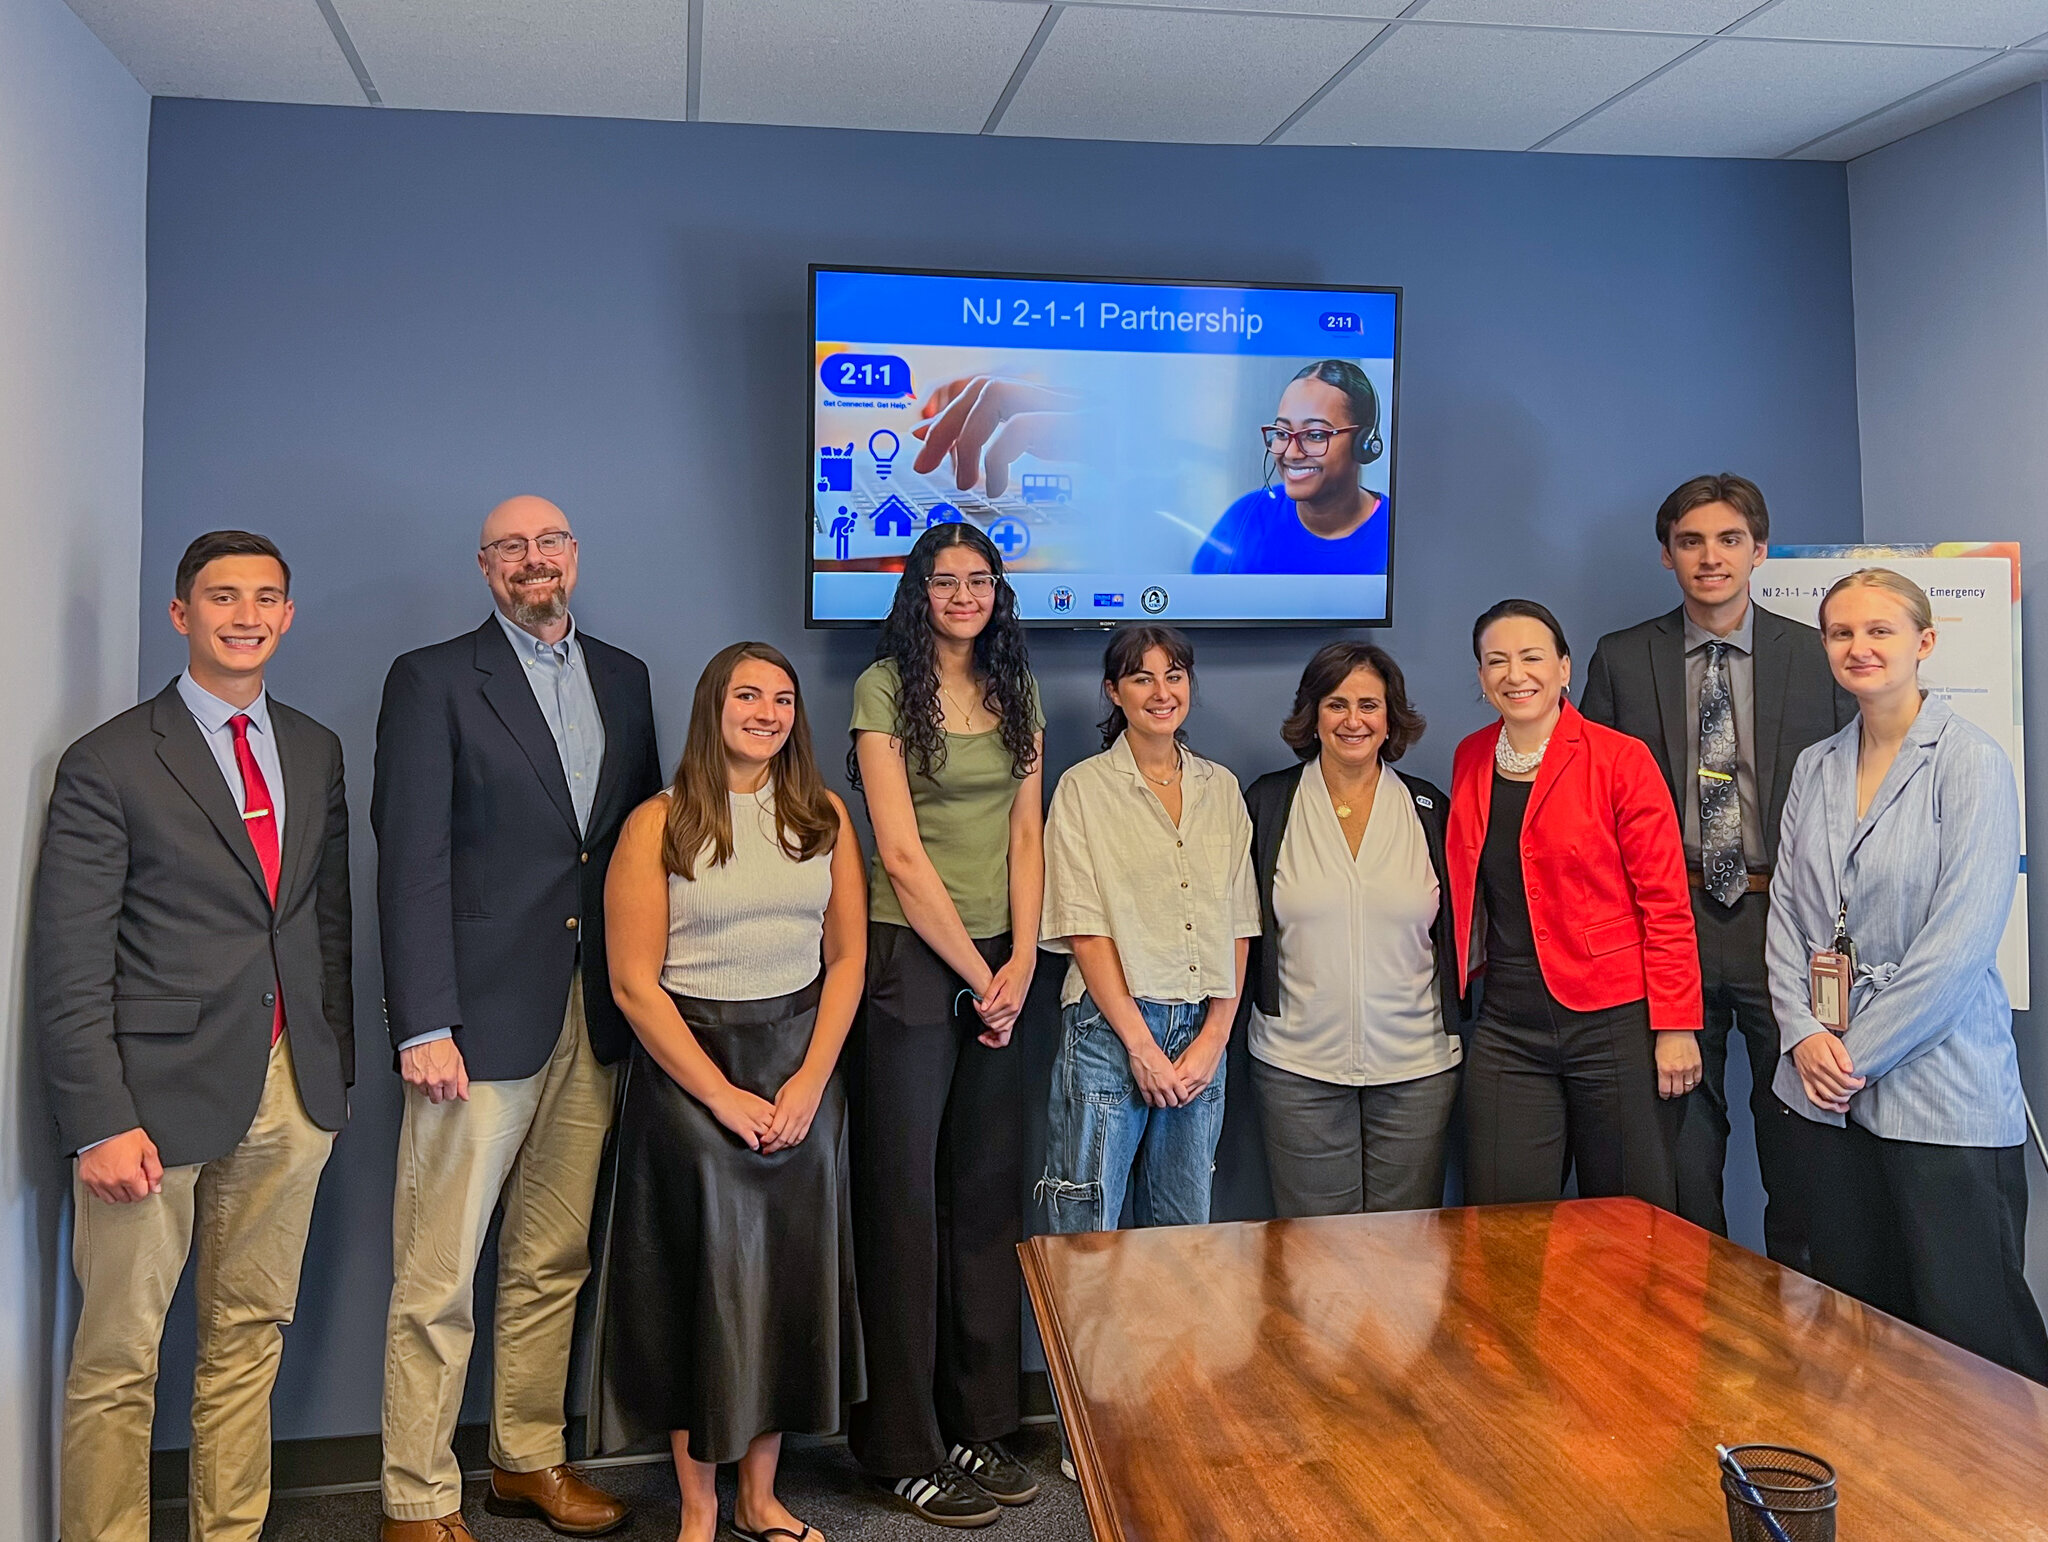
[857,523,1039,783]
[1279,642,1424,763]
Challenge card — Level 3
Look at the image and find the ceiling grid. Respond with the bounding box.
[61,0,2048,159]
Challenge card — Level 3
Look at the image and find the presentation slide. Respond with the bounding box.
[808,268,1400,625]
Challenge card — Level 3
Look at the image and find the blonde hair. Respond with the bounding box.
[1818,567,1933,634]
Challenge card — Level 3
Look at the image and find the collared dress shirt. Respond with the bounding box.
[399,612,608,1054]
[178,670,286,851]
[1041,735,1259,1007]
[1250,756,1460,1087]
[1766,695,2027,1146]
[494,610,606,836]
[1681,605,1764,870]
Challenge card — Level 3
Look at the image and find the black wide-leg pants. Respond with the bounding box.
[1464,966,1679,1211]
[848,923,1023,1479]
[1799,1113,2048,1384]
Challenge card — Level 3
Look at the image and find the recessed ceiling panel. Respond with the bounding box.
[699,0,1049,133]
[1733,0,2048,48]
[340,0,686,119]
[1788,48,2048,157]
[1282,22,1695,148]
[997,6,1383,143]
[1412,0,1759,32]
[1542,35,1995,156]
[63,0,363,103]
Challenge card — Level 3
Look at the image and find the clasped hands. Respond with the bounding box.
[1792,1030,1864,1114]
[1124,1027,1227,1110]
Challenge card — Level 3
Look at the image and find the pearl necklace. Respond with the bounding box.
[1494,726,1549,776]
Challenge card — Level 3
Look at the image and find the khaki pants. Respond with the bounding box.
[380,984,615,1519]
[61,1033,333,1542]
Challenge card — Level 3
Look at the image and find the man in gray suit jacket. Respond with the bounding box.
[33,530,352,1542]
[1580,475,1853,1265]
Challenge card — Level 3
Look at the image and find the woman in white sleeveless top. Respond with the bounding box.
[599,642,866,1542]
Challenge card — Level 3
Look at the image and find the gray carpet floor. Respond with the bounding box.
[152,1426,1092,1542]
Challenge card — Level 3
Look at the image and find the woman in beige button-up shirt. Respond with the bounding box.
[1037,625,1259,1235]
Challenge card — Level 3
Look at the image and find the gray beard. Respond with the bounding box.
[510,588,567,631]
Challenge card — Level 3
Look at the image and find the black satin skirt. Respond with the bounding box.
[595,976,865,1463]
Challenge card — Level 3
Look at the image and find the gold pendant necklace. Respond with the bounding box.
[1336,802,1353,818]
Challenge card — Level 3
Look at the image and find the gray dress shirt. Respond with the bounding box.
[1682,605,1764,870]
[400,613,608,1054]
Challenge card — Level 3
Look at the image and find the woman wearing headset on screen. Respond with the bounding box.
[1192,360,1391,576]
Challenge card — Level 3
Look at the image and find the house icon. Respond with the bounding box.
[870,494,919,538]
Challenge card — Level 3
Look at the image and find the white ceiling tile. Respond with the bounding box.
[62,0,363,103]
[1052,0,1406,15]
[1541,35,1995,156]
[699,0,1047,133]
[339,0,686,119]
[996,6,1383,143]
[1734,0,2048,48]
[1281,23,1695,148]
[1412,0,1759,32]
[1787,48,2048,156]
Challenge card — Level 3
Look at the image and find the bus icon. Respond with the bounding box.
[1021,473,1073,505]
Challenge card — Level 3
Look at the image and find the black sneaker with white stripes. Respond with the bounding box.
[949,1440,1040,1505]
[886,1463,1000,1528]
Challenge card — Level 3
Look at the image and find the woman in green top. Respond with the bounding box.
[847,523,1046,1527]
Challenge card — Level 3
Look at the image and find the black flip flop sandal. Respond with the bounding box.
[731,1525,818,1542]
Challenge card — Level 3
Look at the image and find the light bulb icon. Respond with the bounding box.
[869,429,901,481]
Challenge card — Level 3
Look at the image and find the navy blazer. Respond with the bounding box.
[372,616,661,1080]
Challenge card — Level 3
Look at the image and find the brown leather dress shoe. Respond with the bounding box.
[379,1515,477,1542]
[485,1464,631,1536]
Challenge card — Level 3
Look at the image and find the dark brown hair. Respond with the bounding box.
[1098,624,1196,749]
[1472,598,1570,661]
[175,530,290,601]
[1655,473,1769,547]
[665,642,837,880]
[1280,642,1424,764]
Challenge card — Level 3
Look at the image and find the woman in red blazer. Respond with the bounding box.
[1448,600,1702,1209]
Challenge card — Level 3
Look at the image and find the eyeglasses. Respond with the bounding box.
[481,531,575,562]
[926,573,997,597]
[1261,424,1360,458]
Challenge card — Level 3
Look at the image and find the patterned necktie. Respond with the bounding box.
[1699,641,1745,907]
[229,714,285,1044]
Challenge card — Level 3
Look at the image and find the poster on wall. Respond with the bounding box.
[1755,543,2027,1008]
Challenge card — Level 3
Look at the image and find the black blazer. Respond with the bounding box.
[372,616,661,1081]
[1578,603,1854,870]
[1243,761,1463,1037]
[32,682,353,1167]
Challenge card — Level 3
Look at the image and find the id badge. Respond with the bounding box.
[1809,951,1852,1034]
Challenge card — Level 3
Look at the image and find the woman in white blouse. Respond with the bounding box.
[1038,625,1259,1233]
[1243,642,1463,1215]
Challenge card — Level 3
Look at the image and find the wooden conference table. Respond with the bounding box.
[1019,1198,2048,1540]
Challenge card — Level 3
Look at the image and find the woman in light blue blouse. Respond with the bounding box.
[1767,568,2048,1381]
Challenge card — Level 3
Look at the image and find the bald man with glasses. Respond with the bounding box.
[373,497,661,1542]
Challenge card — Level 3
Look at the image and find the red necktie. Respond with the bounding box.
[229,714,284,1045]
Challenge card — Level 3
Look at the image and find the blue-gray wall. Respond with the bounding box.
[1848,83,2048,1287]
[138,98,1864,1445]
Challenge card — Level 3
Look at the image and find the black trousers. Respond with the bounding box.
[1678,888,1810,1266]
[848,923,1023,1479]
[1799,1115,2048,1383]
[1464,968,1678,1210]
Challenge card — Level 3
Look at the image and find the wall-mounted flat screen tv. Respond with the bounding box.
[807,266,1400,627]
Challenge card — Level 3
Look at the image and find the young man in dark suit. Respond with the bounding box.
[1580,474,1853,1265]
[34,530,352,1542]
[374,496,660,1542]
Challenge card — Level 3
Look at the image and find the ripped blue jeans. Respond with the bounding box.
[1037,994,1225,1234]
